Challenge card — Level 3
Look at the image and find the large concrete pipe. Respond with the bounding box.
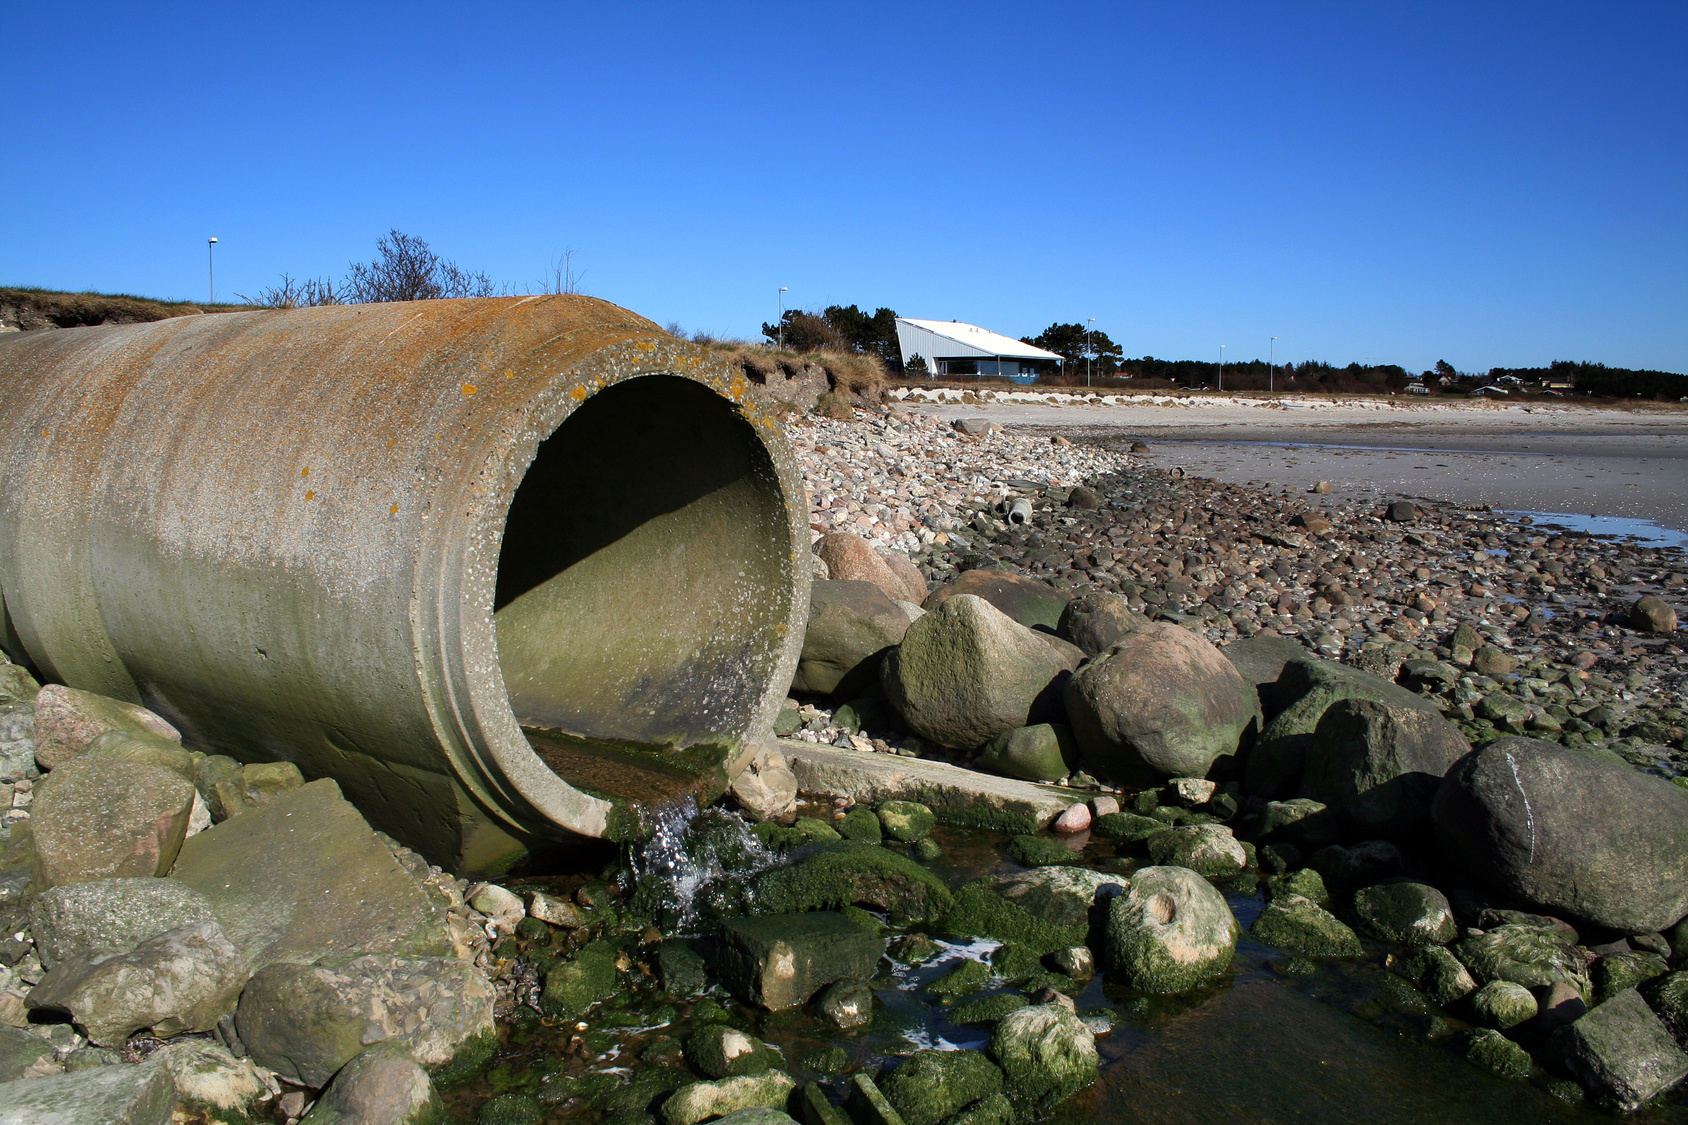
[0,297,809,872]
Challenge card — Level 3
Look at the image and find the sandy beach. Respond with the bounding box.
[898,391,1688,536]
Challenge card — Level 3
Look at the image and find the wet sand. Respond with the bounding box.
[909,396,1688,533]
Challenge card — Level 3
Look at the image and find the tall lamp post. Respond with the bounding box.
[1218,344,1225,392]
[1086,317,1096,387]
[207,237,218,304]
[1269,336,1277,392]
[776,287,788,349]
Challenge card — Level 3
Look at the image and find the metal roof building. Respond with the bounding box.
[894,318,1062,381]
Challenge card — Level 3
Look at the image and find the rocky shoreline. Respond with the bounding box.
[0,400,1684,1123]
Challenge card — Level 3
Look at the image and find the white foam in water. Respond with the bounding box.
[627,798,778,935]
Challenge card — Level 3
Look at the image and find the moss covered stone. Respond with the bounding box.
[1262,867,1328,905]
[1143,825,1247,877]
[911,838,943,862]
[938,882,1087,956]
[749,845,951,923]
[1455,925,1589,994]
[660,1072,797,1125]
[542,942,618,1019]
[685,1026,777,1079]
[1463,1028,1532,1080]
[943,1092,1014,1125]
[1006,835,1084,868]
[949,993,1030,1026]
[755,818,841,851]
[1593,951,1670,1003]
[1105,866,1239,994]
[925,958,992,1001]
[1642,972,1688,1040]
[1394,946,1478,1007]
[715,913,884,1011]
[989,942,1043,983]
[479,1092,543,1125]
[876,801,935,843]
[1471,980,1538,1030]
[1249,894,1363,958]
[837,807,883,843]
[1352,882,1458,947]
[881,1049,1004,1125]
[1090,812,1165,842]
[988,1003,1098,1112]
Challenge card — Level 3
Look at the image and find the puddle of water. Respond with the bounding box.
[1501,510,1688,548]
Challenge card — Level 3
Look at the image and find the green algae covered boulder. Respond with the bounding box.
[1352,881,1458,947]
[685,1025,778,1079]
[881,1048,1003,1125]
[1104,865,1238,994]
[876,801,935,842]
[748,843,951,923]
[1455,924,1589,995]
[939,881,1088,956]
[1006,834,1084,869]
[542,941,618,1019]
[1249,894,1363,958]
[987,1003,1098,1112]
[1464,1028,1533,1080]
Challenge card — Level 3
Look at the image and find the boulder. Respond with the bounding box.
[236,954,495,1087]
[1218,635,1310,716]
[923,570,1074,632]
[1464,1028,1532,1080]
[1352,882,1457,947]
[26,921,249,1046]
[881,1048,1004,1125]
[987,1003,1098,1111]
[1394,945,1478,1006]
[882,595,1080,750]
[974,724,1077,783]
[1298,699,1471,846]
[1630,596,1678,635]
[541,941,617,1018]
[1470,980,1538,1029]
[30,685,179,771]
[816,979,874,1029]
[792,581,912,696]
[748,844,952,923]
[147,1039,268,1124]
[29,877,218,970]
[730,747,800,823]
[31,756,195,887]
[1249,894,1363,957]
[878,553,929,606]
[1243,656,1435,798]
[1306,840,1405,890]
[1064,625,1261,785]
[1593,952,1670,1003]
[0,1060,176,1125]
[1432,737,1688,932]
[814,534,923,604]
[989,867,1122,931]
[0,662,39,710]
[1555,988,1688,1112]
[1056,592,1151,656]
[0,1024,53,1081]
[78,730,195,782]
[1104,865,1239,993]
[715,912,883,1010]
[298,1041,442,1125]
[204,760,305,822]
[875,800,935,842]
[1252,798,1339,849]
[662,1071,797,1125]
[1006,834,1083,868]
[686,1025,778,1079]
[170,779,452,969]
[1144,824,1248,877]
[1455,924,1590,994]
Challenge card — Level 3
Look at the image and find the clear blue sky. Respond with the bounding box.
[4,2,1684,374]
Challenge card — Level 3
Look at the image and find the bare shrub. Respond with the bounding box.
[342,230,495,302]
[238,274,342,308]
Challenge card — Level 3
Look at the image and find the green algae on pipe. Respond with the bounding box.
[0,296,809,872]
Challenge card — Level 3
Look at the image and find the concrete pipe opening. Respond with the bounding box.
[0,297,808,873]
[490,376,792,829]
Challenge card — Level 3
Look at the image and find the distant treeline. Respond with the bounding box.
[1487,360,1688,400]
[1109,357,1412,393]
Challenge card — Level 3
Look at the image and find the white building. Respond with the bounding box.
[894,318,1063,381]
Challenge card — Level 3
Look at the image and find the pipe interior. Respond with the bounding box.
[493,375,789,773]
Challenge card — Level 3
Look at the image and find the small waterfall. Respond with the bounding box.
[627,798,779,934]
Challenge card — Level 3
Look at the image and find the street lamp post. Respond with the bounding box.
[1086,318,1095,387]
[777,287,788,349]
[1218,344,1225,392]
[1269,336,1278,392]
[207,237,218,304]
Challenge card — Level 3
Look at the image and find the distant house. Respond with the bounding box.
[1405,381,1430,395]
[1468,385,1509,396]
[894,319,1063,382]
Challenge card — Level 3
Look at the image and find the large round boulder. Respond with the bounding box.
[1064,624,1261,785]
[1104,865,1239,994]
[987,1003,1098,1112]
[1298,699,1471,847]
[815,532,925,603]
[791,580,911,696]
[923,570,1074,632]
[1433,737,1688,933]
[882,595,1080,750]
